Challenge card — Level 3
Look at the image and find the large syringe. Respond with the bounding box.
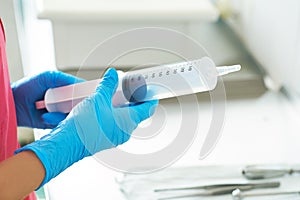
[35,57,241,113]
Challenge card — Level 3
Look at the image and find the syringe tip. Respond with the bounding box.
[217,64,241,76]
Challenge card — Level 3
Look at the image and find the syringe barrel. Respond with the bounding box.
[43,71,128,113]
[126,57,218,101]
[44,79,101,113]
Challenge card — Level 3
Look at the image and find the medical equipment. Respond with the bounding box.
[35,57,241,113]
[155,181,280,199]
[242,165,300,180]
[232,188,300,200]
[154,182,280,192]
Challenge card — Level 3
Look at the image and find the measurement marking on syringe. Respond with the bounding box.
[141,65,195,81]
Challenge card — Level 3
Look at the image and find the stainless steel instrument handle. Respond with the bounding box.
[155,181,280,192]
[157,182,280,200]
[242,165,297,180]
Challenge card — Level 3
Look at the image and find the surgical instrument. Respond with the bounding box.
[232,188,300,200]
[242,165,300,180]
[35,57,241,113]
[156,182,280,200]
[155,182,280,192]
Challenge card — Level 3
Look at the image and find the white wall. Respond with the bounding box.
[17,0,56,76]
[225,0,300,95]
[0,0,24,82]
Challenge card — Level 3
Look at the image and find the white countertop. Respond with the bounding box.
[45,91,300,199]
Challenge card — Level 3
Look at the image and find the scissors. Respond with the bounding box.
[242,165,300,180]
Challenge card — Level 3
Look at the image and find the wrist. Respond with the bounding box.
[15,122,88,188]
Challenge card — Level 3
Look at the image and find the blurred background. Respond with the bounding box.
[1,0,300,199]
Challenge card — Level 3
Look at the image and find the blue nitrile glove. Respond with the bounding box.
[11,71,84,129]
[15,68,158,188]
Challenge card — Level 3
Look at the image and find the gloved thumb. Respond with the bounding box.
[96,68,119,97]
[42,112,67,128]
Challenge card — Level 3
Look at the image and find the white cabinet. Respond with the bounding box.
[37,0,220,70]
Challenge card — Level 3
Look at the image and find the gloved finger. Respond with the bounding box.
[128,99,159,123]
[40,71,85,90]
[55,71,85,86]
[96,68,119,98]
[42,112,67,127]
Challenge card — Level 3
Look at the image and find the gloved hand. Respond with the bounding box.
[15,68,158,188]
[11,71,84,129]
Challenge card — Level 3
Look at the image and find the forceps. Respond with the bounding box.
[155,182,280,200]
[242,165,300,180]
